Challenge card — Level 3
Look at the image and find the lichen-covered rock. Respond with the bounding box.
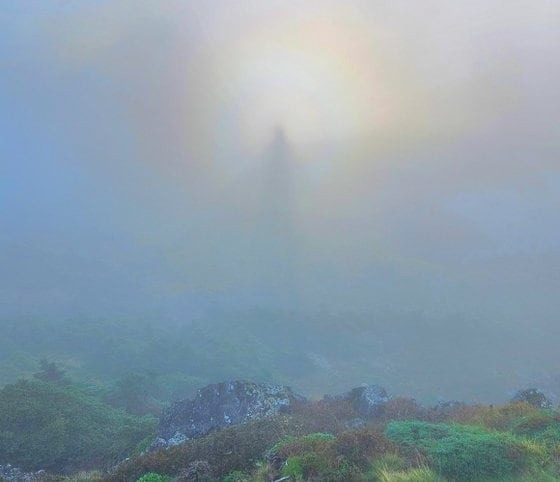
[177,460,213,481]
[154,381,304,448]
[511,388,552,409]
[0,465,46,482]
[331,385,390,419]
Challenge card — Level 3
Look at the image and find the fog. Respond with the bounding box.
[1,0,559,402]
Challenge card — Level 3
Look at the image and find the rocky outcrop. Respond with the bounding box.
[153,381,304,449]
[344,385,390,418]
[0,465,45,482]
[348,385,389,418]
[326,384,390,419]
[511,388,552,409]
[176,460,213,481]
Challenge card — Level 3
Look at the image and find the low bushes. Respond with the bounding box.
[0,380,156,472]
[269,433,339,480]
[510,410,560,446]
[107,415,317,481]
[265,429,395,481]
[449,402,537,431]
[385,420,546,480]
[335,428,397,467]
[104,398,560,482]
[136,474,172,482]
[222,470,250,482]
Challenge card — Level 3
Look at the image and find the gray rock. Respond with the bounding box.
[511,388,552,409]
[333,384,390,419]
[177,460,213,481]
[344,417,367,430]
[150,437,169,451]
[154,380,304,448]
[0,465,46,482]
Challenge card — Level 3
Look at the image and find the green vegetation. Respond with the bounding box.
[267,429,394,481]
[0,379,156,472]
[385,420,546,480]
[222,471,250,482]
[106,415,321,482]
[272,433,338,480]
[0,378,560,481]
[2,355,560,481]
[135,473,172,482]
[374,466,445,482]
[269,432,336,456]
[60,471,103,482]
[111,410,560,481]
[0,313,541,404]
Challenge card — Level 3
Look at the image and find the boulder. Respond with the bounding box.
[0,465,46,482]
[511,388,552,409]
[177,460,213,481]
[326,384,389,419]
[155,381,304,448]
[345,385,390,418]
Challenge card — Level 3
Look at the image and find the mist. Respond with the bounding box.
[1,0,559,403]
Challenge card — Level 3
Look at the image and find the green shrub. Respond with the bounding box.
[335,428,396,468]
[385,420,544,480]
[535,424,560,446]
[510,411,560,446]
[281,453,361,481]
[273,433,336,480]
[282,455,305,479]
[270,432,336,458]
[272,432,375,481]
[0,379,156,472]
[136,473,172,482]
[222,470,250,482]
